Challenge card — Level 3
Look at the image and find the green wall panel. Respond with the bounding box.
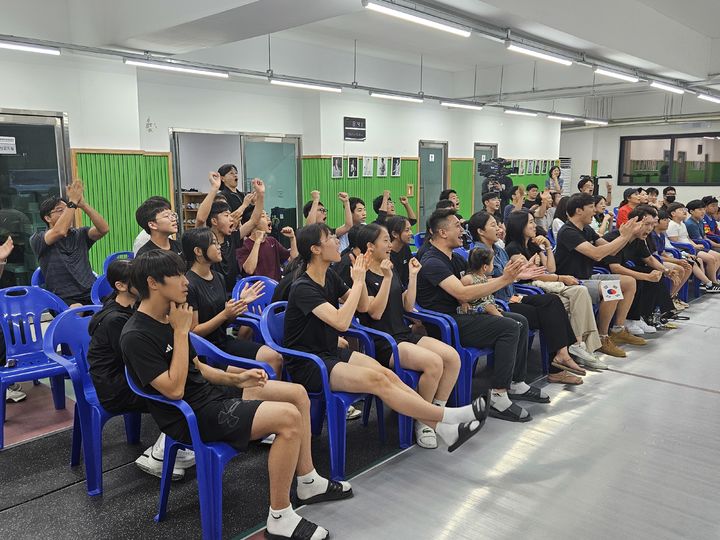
[75,152,171,273]
[301,157,419,230]
[448,159,474,217]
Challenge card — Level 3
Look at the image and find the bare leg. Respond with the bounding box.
[597,299,619,334]
[256,345,283,375]
[395,342,442,403]
[614,275,637,326]
[698,251,719,281]
[416,337,461,402]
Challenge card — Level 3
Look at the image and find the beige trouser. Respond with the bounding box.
[555,285,602,353]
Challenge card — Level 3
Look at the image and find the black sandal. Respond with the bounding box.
[489,402,532,423]
[265,518,329,540]
[507,385,550,404]
[471,390,492,427]
[448,420,483,453]
[298,480,353,505]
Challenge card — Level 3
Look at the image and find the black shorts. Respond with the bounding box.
[374,332,423,368]
[213,336,264,369]
[99,388,150,415]
[193,387,263,451]
[62,293,93,306]
[286,347,353,393]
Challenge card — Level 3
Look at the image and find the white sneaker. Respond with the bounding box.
[5,383,27,403]
[568,343,608,370]
[346,405,362,421]
[624,321,645,335]
[260,434,276,445]
[637,319,658,334]
[152,433,195,469]
[135,446,185,480]
[415,422,438,449]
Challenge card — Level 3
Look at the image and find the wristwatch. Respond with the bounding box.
[67,201,78,209]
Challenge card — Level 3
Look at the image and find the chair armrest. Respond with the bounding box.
[514,284,543,295]
[405,307,452,344]
[698,239,711,250]
[351,322,406,377]
[707,234,720,243]
[494,299,510,311]
[189,333,276,380]
[341,327,375,357]
[670,241,697,254]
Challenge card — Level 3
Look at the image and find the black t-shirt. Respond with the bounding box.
[219,185,245,213]
[87,299,134,405]
[331,253,354,288]
[120,311,224,438]
[505,239,542,260]
[555,221,600,280]
[374,210,417,227]
[211,233,241,294]
[136,238,183,258]
[601,230,652,270]
[360,269,412,339]
[417,245,466,314]
[390,245,412,288]
[284,269,349,356]
[186,270,228,346]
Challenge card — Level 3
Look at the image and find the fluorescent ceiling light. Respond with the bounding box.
[594,68,639,83]
[370,91,424,103]
[0,41,60,56]
[698,94,720,105]
[440,101,483,111]
[703,136,715,140]
[362,0,471,37]
[584,119,609,125]
[650,81,684,95]
[506,42,572,66]
[270,79,341,93]
[505,109,538,117]
[547,115,575,122]
[124,59,229,78]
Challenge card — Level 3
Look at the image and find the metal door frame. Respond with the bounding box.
[419,140,449,231]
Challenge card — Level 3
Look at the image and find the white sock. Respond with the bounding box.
[491,391,512,412]
[510,381,530,394]
[432,399,447,407]
[267,505,328,540]
[296,469,350,500]
[611,325,624,333]
[440,403,476,424]
[435,420,479,447]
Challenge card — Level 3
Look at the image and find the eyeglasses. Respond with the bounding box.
[155,212,178,222]
[318,208,328,214]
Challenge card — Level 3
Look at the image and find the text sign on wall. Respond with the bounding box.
[344,117,366,141]
[0,136,16,155]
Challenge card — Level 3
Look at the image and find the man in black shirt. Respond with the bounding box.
[372,190,417,226]
[482,192,504,224]
[121,251,342,539]
[601,205,677,333]
[31,179,109,306]
[217,163,245,213]
[555,193,646,357]
[134,197,183,257]
[417,209,548,422]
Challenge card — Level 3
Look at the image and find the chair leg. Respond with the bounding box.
[155,437,180,523]
[539,335,550,375]
[327,399,347,481]
[78,408,105,496]
[309,398,325,437]
[70,404,82,466]
[0,383,6,449]
[361,396,372,427]
[49,375,66,410]
[398,413,413,449]
[374,396,385,443]
[124,413,142,445]
[194,448,221,540]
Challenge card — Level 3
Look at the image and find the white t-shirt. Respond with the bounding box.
[133,230,151,254]
[667,220,690,243]
[552,218,565,238]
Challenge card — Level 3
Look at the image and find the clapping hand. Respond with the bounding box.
[239,281,265,304]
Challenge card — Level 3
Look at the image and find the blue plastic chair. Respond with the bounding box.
[189,333,277,380]
[453,247,469,260]
[0,286,69,448]
[125,367,237,540]
[231,276,278,319]
[42,305,141,495]
[90,274,114,305]
[31,267,44,287]
[260,301,384,480]
[413,232,426,249]
[102,251,134,275]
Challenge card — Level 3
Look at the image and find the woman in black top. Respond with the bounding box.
[284,223,486,452]
[182,227,283,374]
[386,216,413,288]
[357,224,461,449]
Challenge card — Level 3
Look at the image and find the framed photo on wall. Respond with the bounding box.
[526,160,534,175]
[391,157,401,177]
[518,160,526,175]
[331,156,343,178]
[541,160,548,174]
[362,156,373,177]
[534,161,541,174]
[377,157,388,177]
[348,156,359,178]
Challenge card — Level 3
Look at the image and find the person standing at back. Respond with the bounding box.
[217,164,245,213]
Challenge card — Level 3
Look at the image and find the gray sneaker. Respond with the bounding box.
[6,383,27,403]
[569,343,608,370]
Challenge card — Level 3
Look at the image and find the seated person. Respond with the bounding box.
[522,183,540,212]
[0,236,26,403]
[667,202,720,291]
[647,187,661,209]
[503,185,525,223]
[615,188,643,228]
[304,190,353,242]
[87,259,195,479]
[439,189,463,221]
[284,223,486,451]
[591,196,613,236]
[554,193,646,355]
[236,207,297,282]
[685,199,720,253]
[387,216,414,288]
[660,186,677,210]
[357,224,461,449]
[702,195,720,236]
[31,179,109,306]
[551,196,569,239]
[482,191,504,224]
[331,225,362,287]
[338,197,367,252]
[417,209,549,421]
[578,177,614,206]
[182,227,283,374]
[121,250,352,540]
[135,197,182,256]
[649,209,692,309]
[372,190,417,227]
[601,205,678,333]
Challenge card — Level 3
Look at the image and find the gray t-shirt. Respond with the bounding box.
[30,227,96,301]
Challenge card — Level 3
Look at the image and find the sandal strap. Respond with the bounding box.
[326,480,345,496]
[292,518,323,540]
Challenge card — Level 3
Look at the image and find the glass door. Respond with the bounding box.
[241,135,301,247]
[0,111,68,286]
[473,143,498,212]
[419,140,448,231]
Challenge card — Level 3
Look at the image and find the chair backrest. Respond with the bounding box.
[232,276,278,317]
[453,247,469,260]
[31,267,45,287]
[0,287,68,360]
[414,232,426,248]
[259,301,287,348]
[91,274,114,305]
[103,251,134,275]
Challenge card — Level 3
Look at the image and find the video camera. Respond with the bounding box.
[478,158,517,194]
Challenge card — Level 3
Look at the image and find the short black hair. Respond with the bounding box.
[509,185,523,198]
[657,208,670,220]
[385,215,409,242]
[439,189,457,201]
[135,197,171,234]
[482,192,500,204]
[130,250,186,300]
[566,193,595,218]
[346,224,363,250]
[467,247,494,273]
[208,200,231,223]
[686,199,706,212]
[39,196,66,221]
[435,199,455,210]
[427,208,457,237]
[578,178,594,191]
[349,197,365,213]
[702,195,718,206]
[182,227,214,266]
[218,164,237,176]
[356,223,385,254]
[666,202,685,215]
[302,200,325,219]
[373,194,392,214]
[627,204,658,221]
[647,187,659,196]
[467,211,493,242]
[526,183,539,191]
[106,259,132,292]
[663,186,676,196]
